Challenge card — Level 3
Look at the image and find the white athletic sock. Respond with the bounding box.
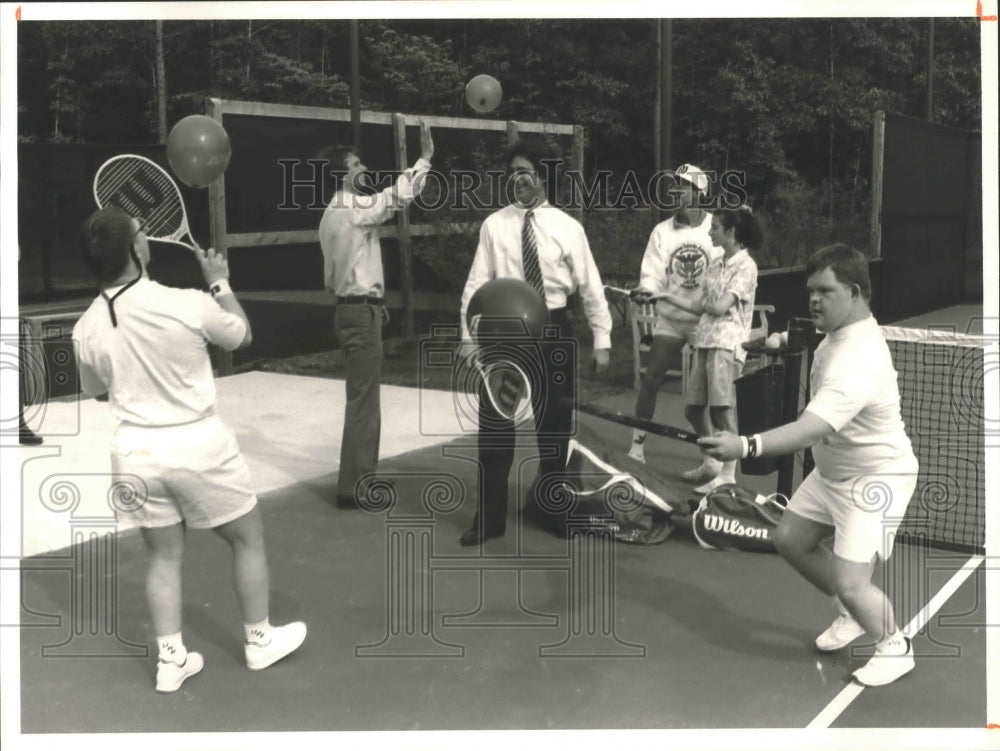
[876,630,907,655]
[245,617,273,645]
[719,460,737,483]
[631,430,646,446]
[832,595,851,617]
[157,632,187,663]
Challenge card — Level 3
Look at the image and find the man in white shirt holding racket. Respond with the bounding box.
[73,206,306,693]
[699,244,919,688]
[318,120,434,509]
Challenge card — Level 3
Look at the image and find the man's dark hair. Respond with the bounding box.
[319,144,358,172]
[316,144,359,192]
[504,139,561,177]
[806,243,872,301]
[503,138,562,202]
[79,206,135,284]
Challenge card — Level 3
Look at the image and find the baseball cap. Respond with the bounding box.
[674,163,709,193]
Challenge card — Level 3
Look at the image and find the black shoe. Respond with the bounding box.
[459,527,504,547]
[336,478,397,510]
[335,494,362,510]
[521,500,546,525]
[19,426,43,446]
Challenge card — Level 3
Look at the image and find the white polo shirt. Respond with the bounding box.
[805,315,916,479]
[72,278,247,427]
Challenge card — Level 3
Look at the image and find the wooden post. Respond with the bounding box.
[571,125,585,224]
[506,120,519,145]
[870,110,886,259]
[206,97,233,376]
[350,20,362,150]
[393,113,414,340]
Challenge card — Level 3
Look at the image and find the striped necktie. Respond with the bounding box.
[521,209,546,304]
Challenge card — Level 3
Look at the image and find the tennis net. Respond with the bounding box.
[881,325,988,554]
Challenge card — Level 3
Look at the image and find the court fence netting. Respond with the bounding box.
[800,325,988,556]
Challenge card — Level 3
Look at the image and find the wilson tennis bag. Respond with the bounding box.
[691,483,788,553]
[544,437,680,545]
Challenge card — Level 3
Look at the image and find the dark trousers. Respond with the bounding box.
[472,309,575,534]
[333,303,385,498]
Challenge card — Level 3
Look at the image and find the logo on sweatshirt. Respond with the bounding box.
[668,244,711,289]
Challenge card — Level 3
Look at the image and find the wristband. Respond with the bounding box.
[753,433,764,457]
[739,436,750,459]
[209,279,233,298]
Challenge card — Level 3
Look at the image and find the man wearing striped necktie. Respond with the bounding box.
[457,139,613,546]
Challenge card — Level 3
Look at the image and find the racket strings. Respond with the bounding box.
[95,159,185,238]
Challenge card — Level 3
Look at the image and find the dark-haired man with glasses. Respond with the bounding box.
[457,138,613,546]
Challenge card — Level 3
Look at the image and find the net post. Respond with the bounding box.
[392,113,414,341]
[777,317,810,497]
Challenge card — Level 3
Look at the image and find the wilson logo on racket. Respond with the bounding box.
[93,154,200,252]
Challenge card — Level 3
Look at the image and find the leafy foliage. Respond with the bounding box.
[16,16,982,277]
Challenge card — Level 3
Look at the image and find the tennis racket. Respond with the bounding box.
[93,154,200,253]
[471,352,533,423]
[562,398,700,445]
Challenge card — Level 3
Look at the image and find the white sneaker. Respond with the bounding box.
[627,443,646,463]
[693,476,730,495]
[815,613,866,651]
[682,463,719,483]
[246,621,307,671]
[853,637,914,687]
[155,651,204,693]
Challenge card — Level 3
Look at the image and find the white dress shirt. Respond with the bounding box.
[319,158,431,298]
[459,202,612,349]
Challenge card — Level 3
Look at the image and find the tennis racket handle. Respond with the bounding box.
[559,398,700,444]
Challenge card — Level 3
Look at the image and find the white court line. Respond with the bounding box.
[806,554,985,729]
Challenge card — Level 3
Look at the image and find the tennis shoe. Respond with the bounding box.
[815,613,866,651]
[155,651,204,693]
[852,637,914,687]
[626,443,645,464]
[693,476,731,495]
[246,621,307,671]
[682,461,720,483]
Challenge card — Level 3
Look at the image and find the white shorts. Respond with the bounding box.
[110,415,258,530]
[651,315,697,343]
[787,455,919,563]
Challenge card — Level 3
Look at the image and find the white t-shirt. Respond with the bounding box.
[805,315,916,479]
[638,212,721,327]
[72,278,247,427]
[458,202,613,349]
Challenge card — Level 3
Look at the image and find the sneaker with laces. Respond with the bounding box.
[852,637,914,687]
[245,621,307,671]
[155,651,204,693]
[815,613,866,651]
